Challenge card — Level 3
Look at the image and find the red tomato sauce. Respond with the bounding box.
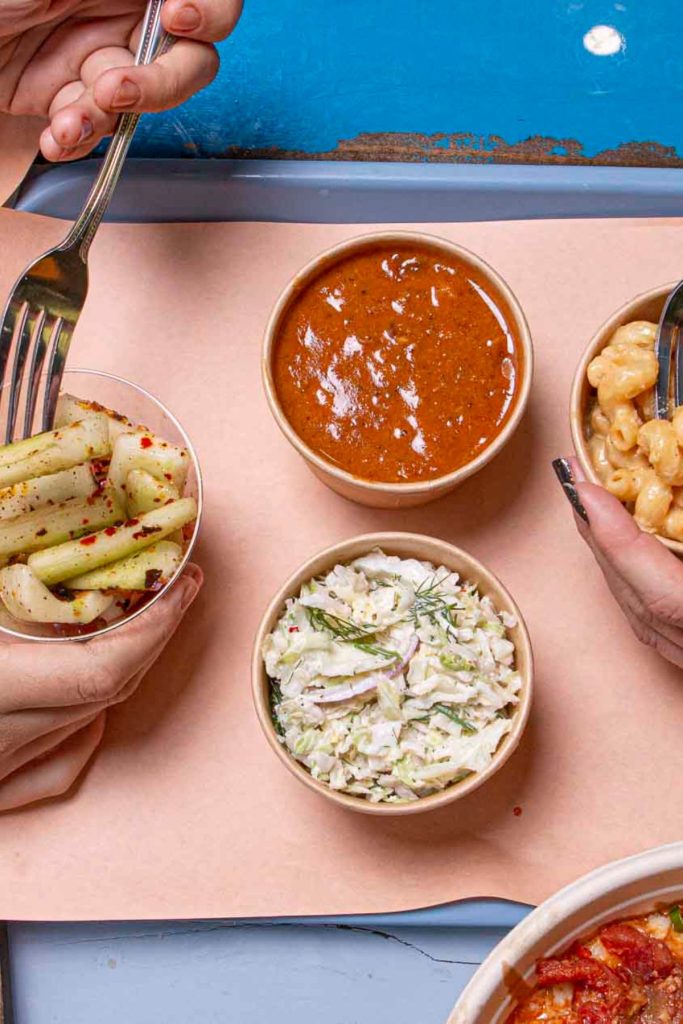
[507,910,683,1023]
[272,241,522,483]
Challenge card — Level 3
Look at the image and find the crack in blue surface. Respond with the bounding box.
[43,922,479,966]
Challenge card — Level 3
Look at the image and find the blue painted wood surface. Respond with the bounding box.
[9,916,522,1024]
[130,0,683,165]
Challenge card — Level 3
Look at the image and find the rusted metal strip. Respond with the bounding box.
[220,132,683,168]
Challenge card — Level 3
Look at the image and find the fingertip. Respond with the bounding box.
[552,457,590,527]
[39,126,66,162]
[162,0,244,41]
[156,568,202,618]
[92,68,134,112]
[39,125,98,163]
[178,573,202,612]
[165,1,202,34]
[182,562,204,587]
[567,456,587,483]
[50,110,94,151]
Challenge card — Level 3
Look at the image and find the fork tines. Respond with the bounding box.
[655,286,683,420]
[0,292,70,444]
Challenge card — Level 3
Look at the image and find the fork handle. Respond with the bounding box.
[60,1,171,260]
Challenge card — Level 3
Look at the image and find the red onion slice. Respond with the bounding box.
[385,634,419,678]
[308,675,380,703]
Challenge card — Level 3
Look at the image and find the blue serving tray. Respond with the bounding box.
[14,158,683,223]
[9,905,529,1024]
[7,155,680,1023]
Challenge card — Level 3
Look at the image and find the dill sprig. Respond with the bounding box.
[432,703,478,735]
[411,572,461,631]
[306,607,399,661]
[270,680,285,736]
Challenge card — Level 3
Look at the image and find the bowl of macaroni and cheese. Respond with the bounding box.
[571,284,683,554]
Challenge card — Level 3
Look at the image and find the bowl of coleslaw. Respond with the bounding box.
[252,532,533,815]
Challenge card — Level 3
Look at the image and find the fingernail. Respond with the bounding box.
[183,563,204,587]
[111,79,141,109]
[78,118,93,144]
[552,458,589,523]
[172,3,201,30]
[60,119,93,151]
[179,577,200,612]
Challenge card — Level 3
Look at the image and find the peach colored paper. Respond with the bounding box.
[0,208,682,921]
[0,114,42,205]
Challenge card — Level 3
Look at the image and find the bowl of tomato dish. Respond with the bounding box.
[447,842,683,1024]
[263,232,533,508]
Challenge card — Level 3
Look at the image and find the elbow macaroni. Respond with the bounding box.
[586,320,683,541]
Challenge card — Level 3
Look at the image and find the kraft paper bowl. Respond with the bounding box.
[447,841,683,1024]
[251,531,533,816]
[0,368,203,643]
[570,283,683,555]
[262,231,533,509]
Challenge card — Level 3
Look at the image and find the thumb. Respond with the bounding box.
[574,478,683,621]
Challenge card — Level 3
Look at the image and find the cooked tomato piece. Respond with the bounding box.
[536,955,626,1023]
[600,923,674,981]
[537,956,621,993]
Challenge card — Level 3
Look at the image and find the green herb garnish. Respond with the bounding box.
[670,905,683,932]
[270,680,285,737]
[412,572,462,633]
[306,607,399,661]
[433,703,478,735]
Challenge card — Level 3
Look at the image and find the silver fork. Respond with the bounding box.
[655,281,683,419]
[0,0,171,444]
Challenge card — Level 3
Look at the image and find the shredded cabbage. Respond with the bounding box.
[262,548,522,803]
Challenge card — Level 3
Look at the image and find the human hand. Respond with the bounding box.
[0,563,202,811]
[554,457,683,668]
[0,0,243,161]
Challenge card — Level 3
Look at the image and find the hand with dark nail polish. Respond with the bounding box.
[0,0,243,161]
[554,455,683,670]
[552,458,589,523]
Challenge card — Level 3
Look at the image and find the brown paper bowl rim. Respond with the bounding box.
[447,841,683,1023]
[251,531,533,817]
[262,230,534,501]
[569,282,683,556]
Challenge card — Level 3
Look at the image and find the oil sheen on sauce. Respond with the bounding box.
[273,242,521,483]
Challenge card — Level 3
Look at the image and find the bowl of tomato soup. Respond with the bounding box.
[447,842,683,1024]
[263,232,532,508]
